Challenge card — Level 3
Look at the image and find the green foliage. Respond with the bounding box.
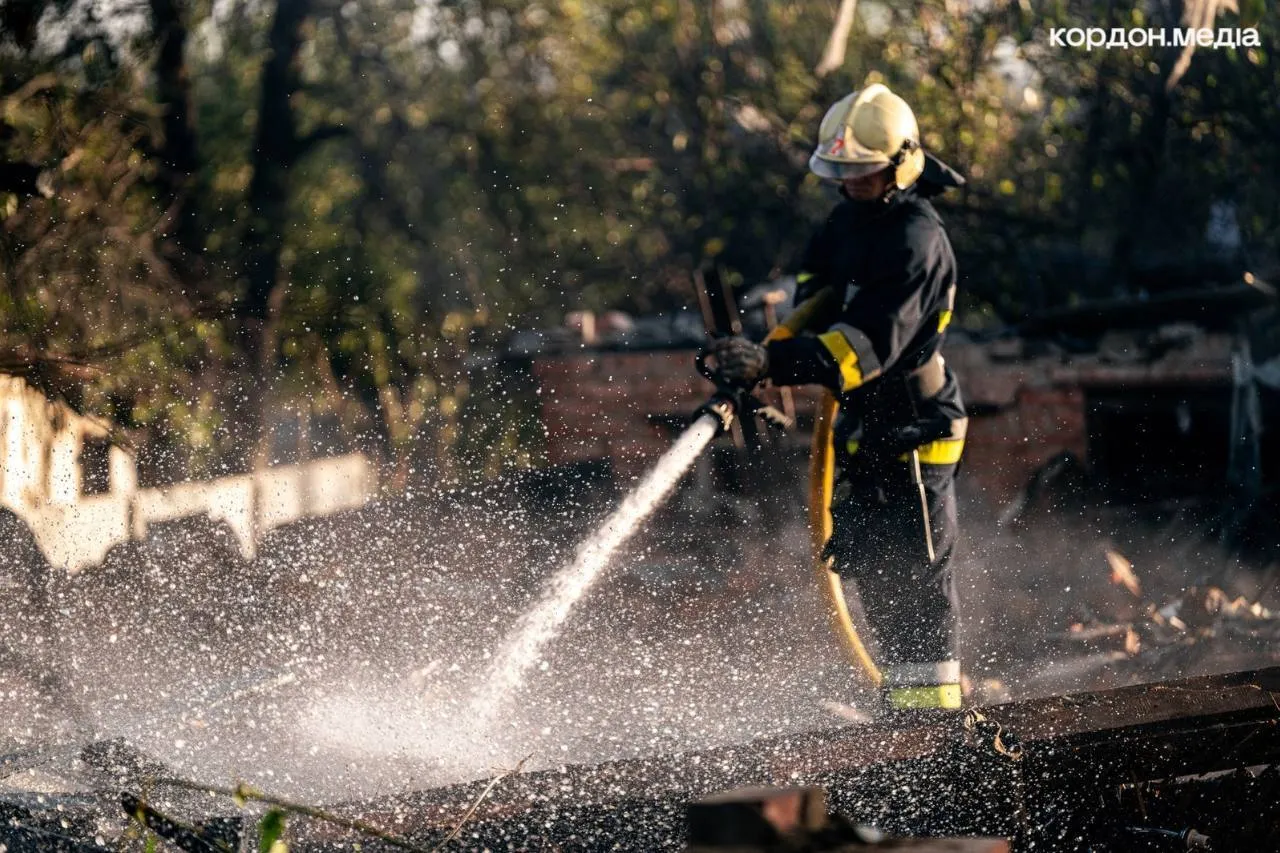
[257,807,288,853]
[3,0,1278,480]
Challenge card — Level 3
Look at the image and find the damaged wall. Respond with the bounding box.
[0,375,378,571]
[528,329,1250,507]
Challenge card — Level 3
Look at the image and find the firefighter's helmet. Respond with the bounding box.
[809,84,926,191]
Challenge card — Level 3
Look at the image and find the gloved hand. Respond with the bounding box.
[701,336,769,388]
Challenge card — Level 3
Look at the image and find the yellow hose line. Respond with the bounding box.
[770,287,839,338]
[762,290,882,687]
[808,392,882,686]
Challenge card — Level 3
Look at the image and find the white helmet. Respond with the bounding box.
[809,83,926,190]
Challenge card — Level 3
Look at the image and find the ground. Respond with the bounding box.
[2,453,1278,845]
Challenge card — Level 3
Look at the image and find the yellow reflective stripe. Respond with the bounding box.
[797,271,816,284]
[887,684,963,710]
[896,439,964,465]
[845,439,859,456]
[914,437,965,465]
[938,309,953,332]
[817,329,864,391]
[766,324,794,342]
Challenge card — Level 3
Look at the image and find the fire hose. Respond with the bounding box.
[696,287,883,688]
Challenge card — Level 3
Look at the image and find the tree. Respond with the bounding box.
[3,0,1278,484]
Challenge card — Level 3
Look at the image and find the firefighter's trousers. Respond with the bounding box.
[827,452,960,670]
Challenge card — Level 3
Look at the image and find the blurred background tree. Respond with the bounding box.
[1,0,1276,483]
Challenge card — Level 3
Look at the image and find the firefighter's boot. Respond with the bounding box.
[877,660,964,727]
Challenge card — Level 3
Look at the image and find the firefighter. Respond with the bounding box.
[702,83,968,715]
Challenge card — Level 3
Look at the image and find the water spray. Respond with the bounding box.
[469,350,787,732]
[468,283,881,739]
[470,412,722,730]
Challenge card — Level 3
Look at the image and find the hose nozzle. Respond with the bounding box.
[693,351,790,436]
[693,396,737,435]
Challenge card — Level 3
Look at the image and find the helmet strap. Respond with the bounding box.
[889,138,918,166]
[882,139,918,199]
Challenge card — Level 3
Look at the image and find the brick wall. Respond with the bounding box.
[942,344,1091,503]
[532,351,706,472]
[530,335,1235,502]
[962,386,1088,502]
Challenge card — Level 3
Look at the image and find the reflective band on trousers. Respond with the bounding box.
[845,437,965,465]
[886,684,963,710]
[905,437,964,465]
[886,659,961,686]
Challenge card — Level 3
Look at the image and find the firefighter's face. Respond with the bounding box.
[842,167,894,200]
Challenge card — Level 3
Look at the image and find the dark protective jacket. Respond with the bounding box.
[766,189,967,461]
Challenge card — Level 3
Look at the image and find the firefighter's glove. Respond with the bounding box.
[702,336,769,389]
